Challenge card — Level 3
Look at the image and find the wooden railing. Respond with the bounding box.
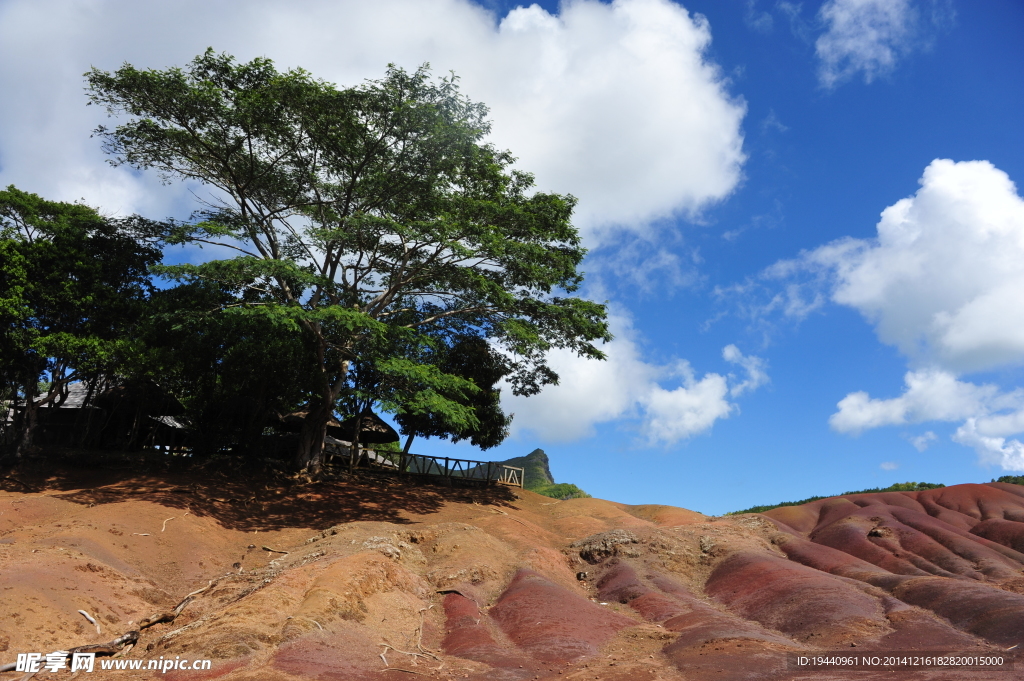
[359,450,524,487]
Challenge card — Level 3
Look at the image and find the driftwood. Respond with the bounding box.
[0,580,216,675]
[77,609,101,635]
[261,545,288,554]
[378,607,443,674]
[0,632,140,677]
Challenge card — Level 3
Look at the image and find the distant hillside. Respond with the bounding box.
[727,481,946,515]
[498,448,590,500]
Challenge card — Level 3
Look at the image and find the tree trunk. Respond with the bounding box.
[293,326,357,476]
[295,395,332,475]
[294,327,335,475]
[14,385,38,459]
[348,411,364,471]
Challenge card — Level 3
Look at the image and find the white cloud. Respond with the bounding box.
[829,369,1002,434]
[744,0,774,34]
[502,313,765,444]
[880,461,899,470]
[723,344,769,396]
[815,0,917,87]
[771,159,1024,374]
[971,409,1024,440]
[813,0,954,88]
[640,364,733,444]
[953,420,1024,472]
[0,0,746,247]
[832,160,1024,373]
[754,158,1024,470]
[908,431,936,452]
[828,369,1024,469]
[586,238,703,294]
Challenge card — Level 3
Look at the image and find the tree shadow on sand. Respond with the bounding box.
[1,451,520,532]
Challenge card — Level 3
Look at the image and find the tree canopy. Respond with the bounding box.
[0,186,161,456]
[86,50,610,471]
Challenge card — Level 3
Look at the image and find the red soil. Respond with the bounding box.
[1,465,1022,680]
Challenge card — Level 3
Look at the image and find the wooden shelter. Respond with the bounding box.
[278,410,347,437]
[338,409,400,445]
[277,408,399,445]
[21,379,188,450]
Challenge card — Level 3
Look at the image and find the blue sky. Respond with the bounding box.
[1,0,1023,514]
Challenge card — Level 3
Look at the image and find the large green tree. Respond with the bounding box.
[135,281,313,456]
[391,334,513,452]
[0,187,161,456]
[86,50,610,473]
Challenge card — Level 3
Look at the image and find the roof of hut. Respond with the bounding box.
[279,410,345,436]
[94,380,186,416]
[57,382,94,408]
[278,408,399,444]
[24,380,184,415]
[338,410,400,444]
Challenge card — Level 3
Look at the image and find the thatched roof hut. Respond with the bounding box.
[93,380,185,416]
[338,410,399,445]
[278,410,346,437]
[277,408,399,444]
[14,379,187,449]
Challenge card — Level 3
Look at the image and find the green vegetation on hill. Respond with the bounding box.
[530,482,592,500]
[993,475,1024,485]
[727,481,946,515]
[498,448,591,500]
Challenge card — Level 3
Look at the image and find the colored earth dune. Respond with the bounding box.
[1,471,1022,680]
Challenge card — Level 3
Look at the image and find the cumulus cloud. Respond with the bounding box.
[829,369,1002,434]
[832,160,1024,373]
[828,368,1024,469]
[908,431,937,452]
[0,0,745,246]
[880,461,899,470]
[953,420,1024,472]
[750,158,1024,469]
[640,365,733,445]
[502,313,766,444]
[769,159,1024,374]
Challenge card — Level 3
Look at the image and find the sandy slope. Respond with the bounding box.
[1,466,1022,680]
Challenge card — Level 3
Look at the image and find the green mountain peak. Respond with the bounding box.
[497,448,589,500]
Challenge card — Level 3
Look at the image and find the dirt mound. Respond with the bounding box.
[2,468,1022,680]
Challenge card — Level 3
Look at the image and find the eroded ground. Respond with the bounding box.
[1,466,1022,680]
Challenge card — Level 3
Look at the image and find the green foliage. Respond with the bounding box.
[391,335,512,450]
[132,282,313,453]
[494,448,590,500]
[993,475,1024,485]
[87,50,610,470]
[0,186,161,451]
[727,482,947,515]
[855,482,946,493]
[530,482,592,501]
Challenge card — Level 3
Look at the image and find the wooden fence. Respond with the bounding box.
[352,448,524,487]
